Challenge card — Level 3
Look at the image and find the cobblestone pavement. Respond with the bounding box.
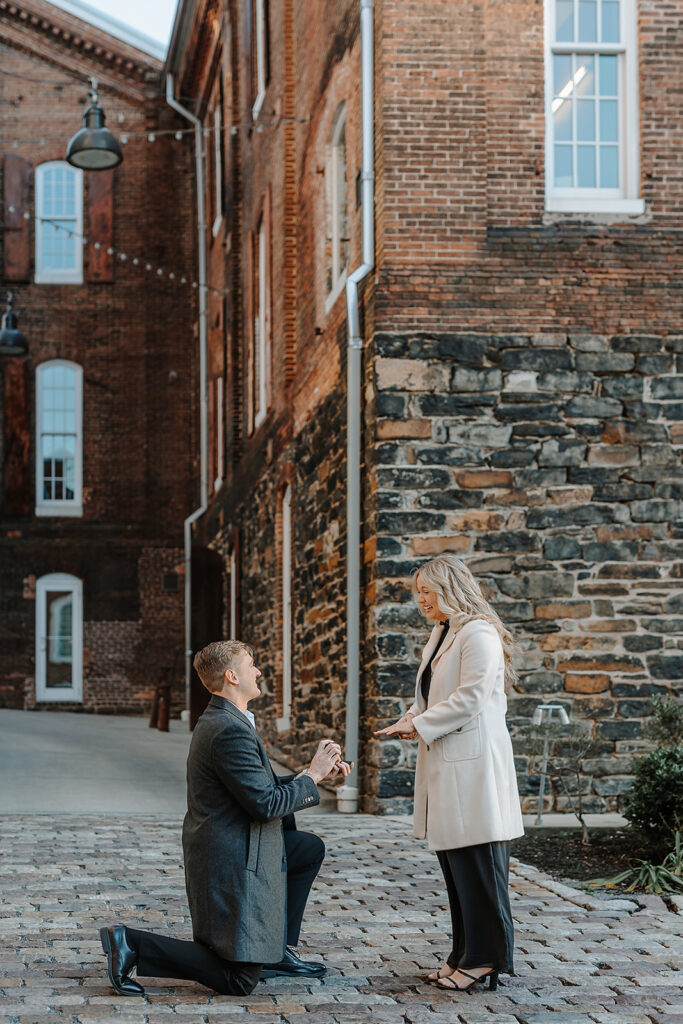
[1,815,682,1024]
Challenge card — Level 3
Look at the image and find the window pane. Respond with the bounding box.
[578,0,597,40]
[554,99,573,141]
[599,99,618,141]
[553,54,573,95]
[575,56,595,96]
[554,145,574,186]
[577,99,596,141]
[556,0,574,40]
[45,591,73,687]
[600,145,619,187]
[599,54,618,95]
[601,0,620,42]
[577,145,596,186]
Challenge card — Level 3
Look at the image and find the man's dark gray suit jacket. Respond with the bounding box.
[182,694,320,963]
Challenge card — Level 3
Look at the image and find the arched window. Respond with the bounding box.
[35,573,83,702]
[35,161,83,284]
[326,104,349,305]
[35,361,83,517]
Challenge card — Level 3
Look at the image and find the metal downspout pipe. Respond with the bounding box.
[338,0,375,812]
[165,74,209,722]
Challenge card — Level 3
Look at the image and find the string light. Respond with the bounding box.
[1,212,230,297]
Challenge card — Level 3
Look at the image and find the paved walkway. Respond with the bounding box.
[1,813,681,1024]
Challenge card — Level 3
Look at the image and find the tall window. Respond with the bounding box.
[35,162,83,283]
[35,573,83,702]
[326,105,349,305]
[251,0,269,119]
[276,484,292,732]
[247,200,270,435]
[35,361,83,517]
[545,0,642,214]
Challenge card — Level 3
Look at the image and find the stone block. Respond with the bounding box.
[598,720,642,739]
[601,376,644,398]
[452,366,502,391]
[587,445,640,467]
[376,393,407,418]
[535,601,591,619]
[661,400,683,419]
[537,371,593,393]
[504,370,538,391]
[643,617,683,633]
[616,699,651,718]
[631,499,683,522]
[377,419,431,439]
[517,670,564,693]
[565,673,610,693]
[375,358,450,392]
[448,423,512,447]
[547,486,593,504]
[583,541,638,562]
[415,393,495,416]
[492,599,535,621]
[636,353,674,375]
[376,769,415,798]
[566,395,623,418]
[527,505,617,528]
[448,510,505,531]
[622,637,665,654]
[489,447,536,467]
[433,333,490,365]
[539,438,587,466]
[474,532,541,553]
[593,776,634,796]
[558,653,644,673]
[376,511,446,533]
[501,348,573,371]
[376,467,451,490]
[413,445,485,466]
[498,572,574,599]
[544,536,582,560]
[646,654,683,680]
[418,489,483,509]
[453,470,512,488]
[411,535,471,555]
[576,352,636,372]
[569,334,609,352]
[651,377,683,400]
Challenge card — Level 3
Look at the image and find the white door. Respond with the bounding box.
[35,573,83,702]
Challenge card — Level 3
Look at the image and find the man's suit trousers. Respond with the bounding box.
[436,840,514,974]
[127,829,325,995]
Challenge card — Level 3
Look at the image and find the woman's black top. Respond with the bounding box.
[421,621,449,705]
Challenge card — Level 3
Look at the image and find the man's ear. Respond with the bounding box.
[223,667,238,687]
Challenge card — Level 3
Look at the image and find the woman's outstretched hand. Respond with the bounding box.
[374,714,417,739]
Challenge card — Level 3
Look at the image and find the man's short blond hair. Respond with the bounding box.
[193,640,254,694]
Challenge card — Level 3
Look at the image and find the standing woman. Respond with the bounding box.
[375,554,523,994]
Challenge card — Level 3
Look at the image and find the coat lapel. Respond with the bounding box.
[208,695,273,774]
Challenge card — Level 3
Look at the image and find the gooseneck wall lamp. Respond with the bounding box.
[0,293,28,357]
[66,78,123,170]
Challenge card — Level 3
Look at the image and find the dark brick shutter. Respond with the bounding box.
[3,154,32,282]
[86,169,114,282]
[2,358,31,517]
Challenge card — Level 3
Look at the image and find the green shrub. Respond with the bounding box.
[644,694,683,748]
[624,746,683,843]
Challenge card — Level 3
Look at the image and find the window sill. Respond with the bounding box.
[545,197,645,216]
[35,272,83,285]
[36,689,82,703]
[35,504,83,518]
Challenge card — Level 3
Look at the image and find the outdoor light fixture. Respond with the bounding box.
[0,293,28,356]
[66,78,123,170]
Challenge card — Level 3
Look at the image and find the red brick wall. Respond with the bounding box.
[0,30,197,713]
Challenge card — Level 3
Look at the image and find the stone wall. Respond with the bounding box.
[364,330,683,814]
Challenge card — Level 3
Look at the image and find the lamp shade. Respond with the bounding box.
[0,294,28,356]
[66,100,122,170]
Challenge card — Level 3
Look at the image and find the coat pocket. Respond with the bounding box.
[441,720,482,762]
[246,821,261,872]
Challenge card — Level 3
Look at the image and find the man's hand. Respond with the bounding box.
[328,758,354,779]
[374,713,417,740]
[305,739,344,783]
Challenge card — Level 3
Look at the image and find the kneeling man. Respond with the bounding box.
[100,640,349,996]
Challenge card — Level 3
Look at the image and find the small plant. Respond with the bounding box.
[644,694,683,749]
[525,719,596,845]
[624,746,683,844]
[589,831,683,894]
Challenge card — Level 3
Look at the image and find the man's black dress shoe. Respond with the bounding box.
[99,925,145,996]
[261,947,327,978]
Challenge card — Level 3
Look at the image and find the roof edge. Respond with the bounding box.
[48,0,167,61]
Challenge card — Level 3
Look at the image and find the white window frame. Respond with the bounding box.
[544,0,643,214]
[214,376,224,491]
[35,573,83,703]
[212,105,223,237]
[276,484,292,733]
[252,0,267,120]
[254,218,268,429]
[35,161,84,284]
[35,360,83,518]
[325,105,349,310]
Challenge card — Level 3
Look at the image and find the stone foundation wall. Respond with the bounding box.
[364,330,683,814]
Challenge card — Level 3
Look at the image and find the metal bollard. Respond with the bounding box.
[532,703,569,826]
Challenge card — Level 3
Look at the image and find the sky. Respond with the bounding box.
[50,0,178,52]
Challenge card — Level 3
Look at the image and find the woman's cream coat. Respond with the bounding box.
[409,618,524,852]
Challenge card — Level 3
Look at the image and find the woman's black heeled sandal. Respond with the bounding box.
[436,968,499,993]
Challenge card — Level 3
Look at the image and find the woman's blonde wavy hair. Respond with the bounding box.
[413,554,516,693]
